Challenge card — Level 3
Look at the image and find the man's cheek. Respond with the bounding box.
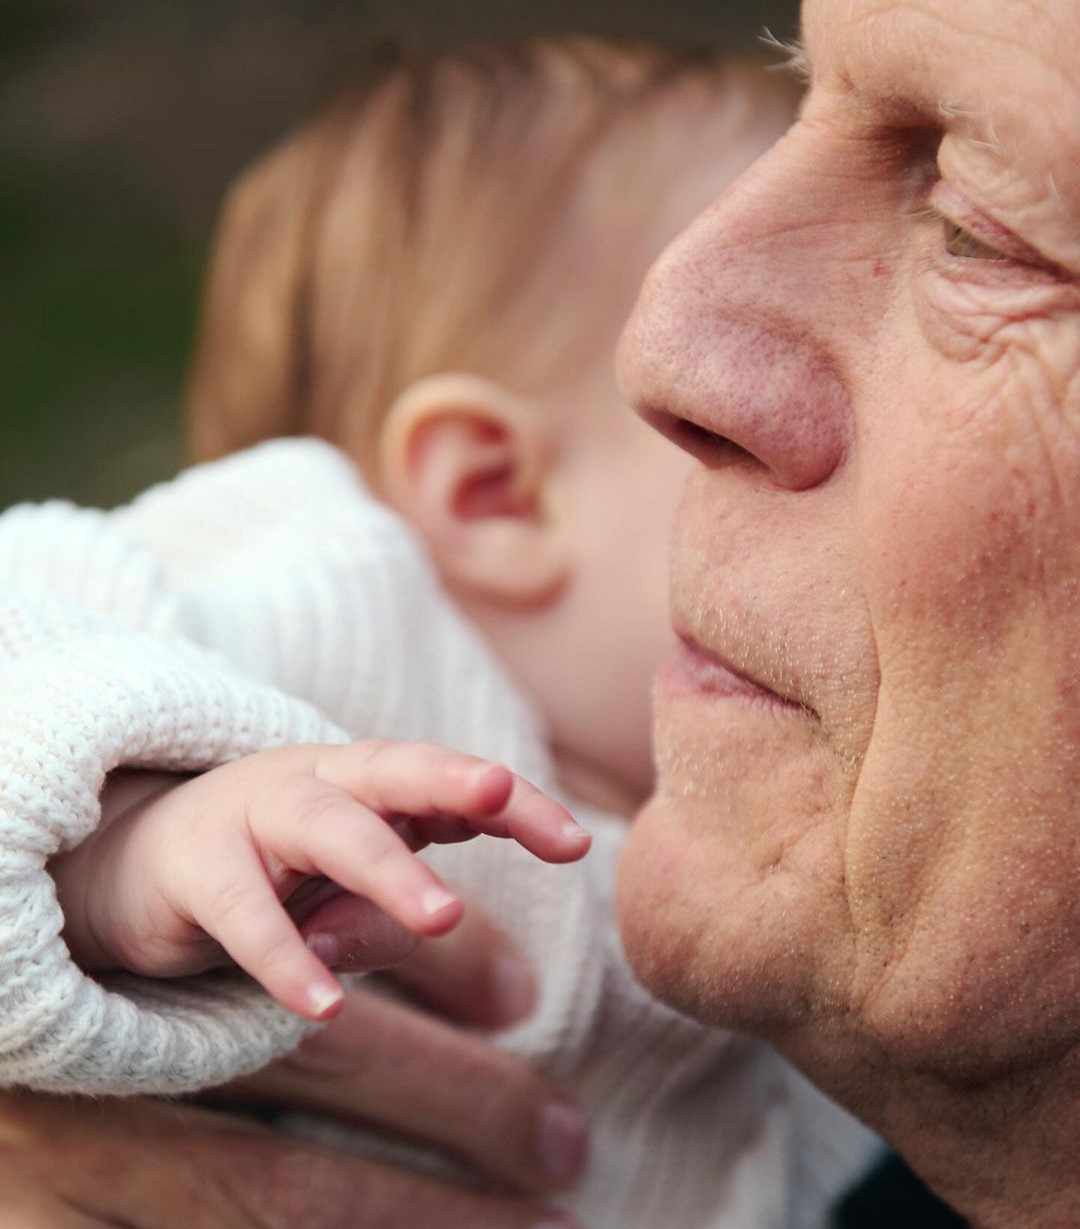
[1009,324,1080,456]
[848,361,1080,980]
[866,357,1080,646]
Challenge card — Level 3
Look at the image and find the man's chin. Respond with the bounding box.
[617,788,847,1037]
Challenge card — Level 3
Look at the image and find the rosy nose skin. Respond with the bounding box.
[618,268,852,493]
[617,139,853,494]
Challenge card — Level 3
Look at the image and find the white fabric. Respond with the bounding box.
[0,594,340,1094]
[0,439,878,1225]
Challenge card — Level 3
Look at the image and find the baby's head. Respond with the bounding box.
[188,38,797,811]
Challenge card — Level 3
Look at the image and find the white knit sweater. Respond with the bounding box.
[0,440,878,1228]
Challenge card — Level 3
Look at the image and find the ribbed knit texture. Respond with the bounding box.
[0,439,879,1225]
[0,595,343,1094]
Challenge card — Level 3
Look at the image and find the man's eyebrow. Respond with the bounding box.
[937,100,1006,158]
[760,29,811,83]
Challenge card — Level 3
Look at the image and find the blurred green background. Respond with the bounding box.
[1,1,799,509]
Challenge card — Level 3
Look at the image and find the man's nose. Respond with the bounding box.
[616,138,852,493]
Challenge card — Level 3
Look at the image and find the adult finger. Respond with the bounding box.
[387,903,537,1027]
[0,1091,263,1229]
[4,1208,100,1228]
[228,988,589,1197]
[295,886,532,1021]
[227,1147,580,1229]
[295,888,419,973]
[0,1091,580,1229]
[0,1194,101,1229]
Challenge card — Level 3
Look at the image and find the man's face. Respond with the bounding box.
[617,0,1080,1091]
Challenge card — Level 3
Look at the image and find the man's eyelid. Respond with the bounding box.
[929,180,1060,272]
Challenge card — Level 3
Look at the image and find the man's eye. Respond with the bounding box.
[943,219,1009,262]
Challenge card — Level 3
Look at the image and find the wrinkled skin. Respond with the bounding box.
[617,1,1080,1224]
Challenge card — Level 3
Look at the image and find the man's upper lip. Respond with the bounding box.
[673,628,803,710]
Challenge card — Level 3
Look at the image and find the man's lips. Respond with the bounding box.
[658,633,804,712]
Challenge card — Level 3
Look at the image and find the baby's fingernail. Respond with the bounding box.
[536,1101,588,1186]
[421,886,458,917]
[307,978,344,1020]
[562,821,590,844]
[306,932,340,967]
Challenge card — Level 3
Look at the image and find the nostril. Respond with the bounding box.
[627,313,850,492]
[643,408,756,471]
[671,418,755,470]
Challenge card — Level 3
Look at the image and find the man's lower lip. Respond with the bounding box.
[658,638,798,710]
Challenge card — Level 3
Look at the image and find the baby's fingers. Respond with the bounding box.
[315,742,591,863]
[268,788,466,938]
[194,844,344,1022]
[494,774,592,864]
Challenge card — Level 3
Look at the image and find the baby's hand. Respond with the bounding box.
[51,742,589,1021]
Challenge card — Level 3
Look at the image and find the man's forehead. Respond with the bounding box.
[802,0,1078,108]
[801,0,1080,220]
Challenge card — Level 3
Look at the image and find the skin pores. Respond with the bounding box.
[617,1,1080,1209]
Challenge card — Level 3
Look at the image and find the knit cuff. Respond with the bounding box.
[0,598,344,1095]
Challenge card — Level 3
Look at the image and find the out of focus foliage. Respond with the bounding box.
[1,0,798,507]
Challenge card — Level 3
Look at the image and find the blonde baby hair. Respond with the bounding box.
[186,37,793,481]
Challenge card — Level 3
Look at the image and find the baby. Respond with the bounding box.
[0,38,877,1228]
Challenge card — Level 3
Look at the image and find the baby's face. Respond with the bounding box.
[540,372,695,810]
[515,79,798,810]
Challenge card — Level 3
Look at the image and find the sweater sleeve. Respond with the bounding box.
[0,584,348,1095]
[107,441,611,1090]
[0,499,185,638]
[0,439,545,1098]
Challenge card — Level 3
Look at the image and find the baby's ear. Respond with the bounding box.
[379,374,570,609]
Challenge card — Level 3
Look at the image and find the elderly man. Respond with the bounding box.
[3,0,1077,1225]
[617,0,1080,1224]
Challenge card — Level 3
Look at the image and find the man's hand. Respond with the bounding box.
[0,909,587,1228]
[0,1090,579,1228]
